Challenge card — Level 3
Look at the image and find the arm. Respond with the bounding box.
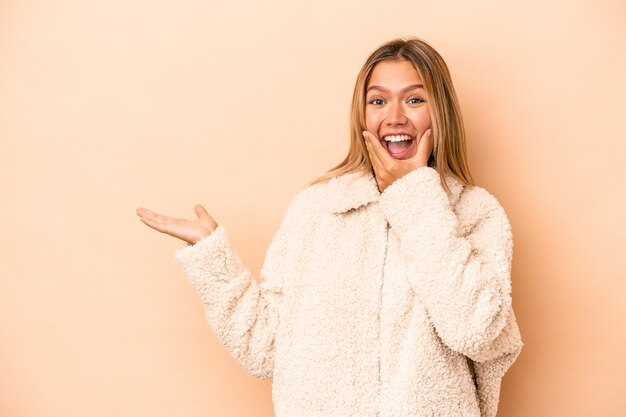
[379,167,522,363]
[174,195,303,378]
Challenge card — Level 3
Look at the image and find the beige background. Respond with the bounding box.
[1,0,625,416]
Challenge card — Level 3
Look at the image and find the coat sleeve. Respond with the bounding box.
[378,167,522,366]
[173,192,305,379]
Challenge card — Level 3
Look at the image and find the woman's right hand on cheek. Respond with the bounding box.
[136,204,218,245]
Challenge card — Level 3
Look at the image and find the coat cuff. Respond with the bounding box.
[379,166,454,240]
[174,226,245,289]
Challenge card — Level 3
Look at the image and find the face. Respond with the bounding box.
[365,60,431,160]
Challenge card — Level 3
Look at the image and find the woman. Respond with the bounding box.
[136,38,522,417]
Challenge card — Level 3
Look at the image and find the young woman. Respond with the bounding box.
[137,38,522,417]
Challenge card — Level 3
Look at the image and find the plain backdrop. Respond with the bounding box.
[1,0,625,416]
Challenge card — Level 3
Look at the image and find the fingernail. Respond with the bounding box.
[362,131,368,139]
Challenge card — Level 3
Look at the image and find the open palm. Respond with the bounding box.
[136,204,217,245]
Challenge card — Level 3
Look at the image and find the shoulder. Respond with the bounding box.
[287,170,373,216]
[274,179,330,234]
[455,184,513,244]
[456,184,507,216]
[287,180,329,214]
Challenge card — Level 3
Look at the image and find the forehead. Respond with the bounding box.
[367,60,422,89]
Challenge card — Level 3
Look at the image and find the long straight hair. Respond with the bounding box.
[310,38,474,193]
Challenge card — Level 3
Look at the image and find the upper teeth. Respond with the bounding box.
[384,134,413,142]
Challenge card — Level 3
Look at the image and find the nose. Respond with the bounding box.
[385,101,407,126]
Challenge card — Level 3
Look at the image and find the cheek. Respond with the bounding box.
[365,109,381,133]
[408,108,432,130]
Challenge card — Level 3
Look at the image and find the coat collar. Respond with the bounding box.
[324,169,466,214]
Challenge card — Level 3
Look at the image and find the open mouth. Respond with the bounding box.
[381,134,415,160]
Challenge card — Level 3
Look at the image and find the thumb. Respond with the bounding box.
[194,204,211,221]
[195,204,218,230]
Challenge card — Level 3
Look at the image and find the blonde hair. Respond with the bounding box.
[309,37,474,193]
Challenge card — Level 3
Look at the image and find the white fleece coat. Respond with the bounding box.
[174,167,523,417]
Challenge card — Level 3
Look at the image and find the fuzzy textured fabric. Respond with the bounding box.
[174,167,522,417]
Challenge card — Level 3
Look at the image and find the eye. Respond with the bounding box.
[407,97,425,104]
[368,98,385,106]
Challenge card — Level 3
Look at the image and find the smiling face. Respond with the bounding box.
[365,60,432,160]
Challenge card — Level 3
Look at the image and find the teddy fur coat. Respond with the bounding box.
[174,166,523,417]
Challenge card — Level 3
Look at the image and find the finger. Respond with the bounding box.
[139,214,171,234]
[363,131,391,178]
[136,207,152,217]
[137,207,183,231]
[363,131,393,167]
[148,210,176,225]
[194,204,218,228]
[137,207,164,222]
[364,132,383,169]
[415,129,433,164]
[194,204,209,220]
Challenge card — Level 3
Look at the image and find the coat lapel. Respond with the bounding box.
[324,171,381,214]
[325,169,466,214]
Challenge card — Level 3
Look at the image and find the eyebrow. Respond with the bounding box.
[366,84,424,93]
